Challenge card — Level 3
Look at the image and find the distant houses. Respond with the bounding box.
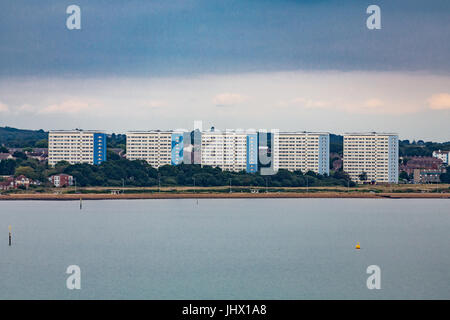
[400,156,447,183]
[0,148,48,163]
[0,153,15,161]
[0,173,74,191]
[0,175,40,191]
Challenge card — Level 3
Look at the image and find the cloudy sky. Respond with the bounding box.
[0,0,449,141]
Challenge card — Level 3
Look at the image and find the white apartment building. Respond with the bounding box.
[277,132,330,175]
[126,131,176,168]
[201,130,255,172]
[48,130,106,166]
[432,150,450,165]
[343,132,399,183]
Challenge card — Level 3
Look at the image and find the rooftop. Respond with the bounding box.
[344,132,398,136]
[49,129,105,133]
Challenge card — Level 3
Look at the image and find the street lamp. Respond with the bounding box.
[158,174,161,193]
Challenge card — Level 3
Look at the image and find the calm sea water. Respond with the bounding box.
[0,199,449,300]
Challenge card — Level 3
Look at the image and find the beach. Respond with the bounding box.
[1,191,449,200]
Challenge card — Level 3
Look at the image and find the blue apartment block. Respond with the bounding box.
[246,133,258,173]
[171,133,184,165]
[317,134,330,175]
[93,133,107,164]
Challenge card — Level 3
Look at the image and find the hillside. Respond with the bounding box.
[0,127,48,148]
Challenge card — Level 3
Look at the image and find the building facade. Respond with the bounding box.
[413,169,446,184]
[126,131,174,168]
[343,132,399,183]
[432,150,450,165]
[126,128,332,175]
[400,156,444,176]
[49,174,74,187]
[201,129,255,172]
[48,130,106,166]
[278,132,330,175]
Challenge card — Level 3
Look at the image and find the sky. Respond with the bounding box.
[0,0,449,141]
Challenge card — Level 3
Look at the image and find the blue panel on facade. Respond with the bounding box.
[318,135,330,175]
[246,133,258,173]
[388,135,399,183]
[171,133,184,165]
[93,133,106,165]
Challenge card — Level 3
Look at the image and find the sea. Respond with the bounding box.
[0,199,449,299]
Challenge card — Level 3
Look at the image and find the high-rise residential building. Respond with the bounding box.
[48,130,106,166]
[126,130,186,168]
[343,132,399,183]
[278,132,330,175]
[201,129,257,173]
[125,127,332,175]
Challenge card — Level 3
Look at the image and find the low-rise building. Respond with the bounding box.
[0,175,40,190]
[0,153,15,161]
[27,150,48,162]
[49,174,74,187]
[0,177,14,190]
[400,156,444,176]
[413,169,446,184]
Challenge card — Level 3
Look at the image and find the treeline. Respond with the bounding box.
[60,156,355,188]
[0,127,127,151]
[330,134,343,155]
[399,140,450,157]
[2,150,354,187]
[107,133,126,149]
[0,127,48,148]
[2,150,449,186]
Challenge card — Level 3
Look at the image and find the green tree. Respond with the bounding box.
[359,172,368,183]
[0,159,17,175]
[15,166,37,179]
[13,151,27,160]
[440,169,450,183]
[35,139,48,148]
[399,171,410,181]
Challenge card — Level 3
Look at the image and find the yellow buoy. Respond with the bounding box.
[355,242,361,250]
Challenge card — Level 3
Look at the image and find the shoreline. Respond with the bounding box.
[0,192,449,200]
